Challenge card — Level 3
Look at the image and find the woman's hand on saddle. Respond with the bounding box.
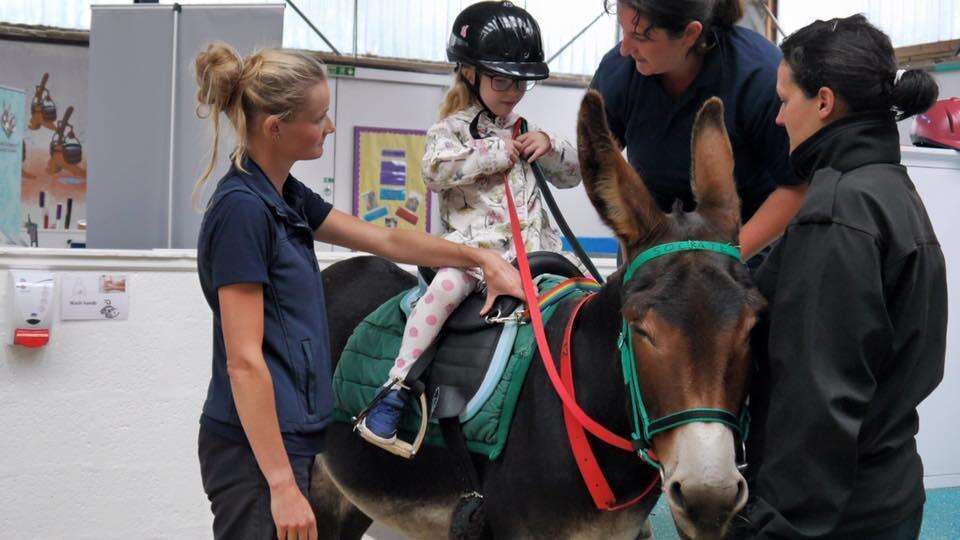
[270,480,317,540]
[475,250,525,316]
[516,131,552,163]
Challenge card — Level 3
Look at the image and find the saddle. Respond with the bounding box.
[334,252,595,459]
[412,252,581,419]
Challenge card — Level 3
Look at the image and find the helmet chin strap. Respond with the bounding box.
[458,65,496,140]
[469,107,494,140]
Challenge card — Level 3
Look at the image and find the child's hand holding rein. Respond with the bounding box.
[515,131,552,163]
[501,137,521,167]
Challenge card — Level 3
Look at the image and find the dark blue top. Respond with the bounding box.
[591,26,799,221]
[197,158,334,456]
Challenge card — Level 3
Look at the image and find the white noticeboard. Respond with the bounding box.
[86,3,284,249]
[60,272,129,320]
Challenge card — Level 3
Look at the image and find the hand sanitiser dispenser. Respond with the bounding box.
[8,270,56,347]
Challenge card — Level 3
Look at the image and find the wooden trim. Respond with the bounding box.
[312,51,592,88]
[766,3,958,68]
[4,14,956,74]
[896,39,960,68]
[314,51,450,76]
[766,0,779,43]
[0,22,88,46]
[0,22,592,87]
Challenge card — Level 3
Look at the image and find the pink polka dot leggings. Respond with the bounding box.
[388,267,479,382]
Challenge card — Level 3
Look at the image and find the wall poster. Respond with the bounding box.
[353,126,431,233]
[3,40,90,240]
[0,85,25,245]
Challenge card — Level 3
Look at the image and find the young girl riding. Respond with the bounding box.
[358,0,583,449]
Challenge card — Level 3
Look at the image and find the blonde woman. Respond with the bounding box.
[192,43,523,540]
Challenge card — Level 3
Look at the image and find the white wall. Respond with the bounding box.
[934,70,960,99]
[902,148,960,489]
[0,248,608,539]
[1,147,959,537]
[0,250,213,539]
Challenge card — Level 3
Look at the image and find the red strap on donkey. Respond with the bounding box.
[502,120,658,510]
[501,137,630,451]
[561,295,659,511]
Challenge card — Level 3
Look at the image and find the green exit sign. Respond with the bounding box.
[328,65,356,77]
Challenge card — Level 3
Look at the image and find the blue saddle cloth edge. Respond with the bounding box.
[460,320,519,422]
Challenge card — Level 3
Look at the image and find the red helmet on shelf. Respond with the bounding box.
[911,97,960,151]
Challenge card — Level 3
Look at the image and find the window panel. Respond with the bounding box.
[778,0,959,47]
[1,0,623,75]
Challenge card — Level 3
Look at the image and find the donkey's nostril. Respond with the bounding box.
[734,476,749,513]
[667,473,745,531]
[668,480,687,511]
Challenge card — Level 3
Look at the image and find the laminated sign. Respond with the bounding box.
[61,272,129,321]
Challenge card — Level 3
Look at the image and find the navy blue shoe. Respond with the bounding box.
[358,389,408,445]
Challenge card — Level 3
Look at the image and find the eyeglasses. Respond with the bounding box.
[488,75,538,92]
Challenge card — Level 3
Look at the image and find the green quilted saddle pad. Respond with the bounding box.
[332,274,591,460]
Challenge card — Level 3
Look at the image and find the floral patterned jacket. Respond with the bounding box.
[423,104,582,269]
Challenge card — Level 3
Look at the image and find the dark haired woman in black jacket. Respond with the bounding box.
[741,14,946,540]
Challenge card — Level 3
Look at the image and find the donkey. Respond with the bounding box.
[311,90,765,539]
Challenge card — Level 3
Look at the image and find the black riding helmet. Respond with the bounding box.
[447,1,548,126]
[447,1,548,80]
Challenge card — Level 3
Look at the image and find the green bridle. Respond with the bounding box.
[618,240,750,468]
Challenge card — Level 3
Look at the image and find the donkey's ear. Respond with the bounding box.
[691,97,740,238]
[578,90,663,248]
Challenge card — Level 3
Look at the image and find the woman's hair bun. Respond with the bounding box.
[195,42,244,112]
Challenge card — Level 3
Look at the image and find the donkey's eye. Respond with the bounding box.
[631,323,655,346]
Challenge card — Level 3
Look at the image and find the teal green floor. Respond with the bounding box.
[649,487,960,539]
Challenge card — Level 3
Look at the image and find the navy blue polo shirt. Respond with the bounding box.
[591,26,799,221]
[197,158,334,456]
